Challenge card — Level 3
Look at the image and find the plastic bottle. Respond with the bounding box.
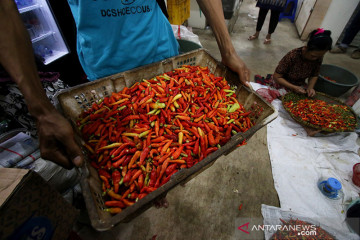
[317,177,344,200]
[34,45,53,58]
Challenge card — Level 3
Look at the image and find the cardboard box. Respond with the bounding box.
[0,168,78,240]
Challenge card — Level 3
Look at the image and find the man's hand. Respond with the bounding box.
[221,51,251,87]
[0,0,84,170]
[37,110,84,169]
[195,0,251,87]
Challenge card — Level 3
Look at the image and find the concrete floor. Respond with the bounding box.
[75,1,360,239]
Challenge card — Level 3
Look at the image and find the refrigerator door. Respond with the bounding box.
[16,0,69,65]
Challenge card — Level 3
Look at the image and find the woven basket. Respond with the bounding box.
[281,92,358,133]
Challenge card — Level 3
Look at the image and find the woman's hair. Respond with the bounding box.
[307,28,333,51]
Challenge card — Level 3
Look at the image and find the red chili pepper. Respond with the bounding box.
[128,150,141,169]
[100,175,111,189]
[160,140,173,156]
[148,169,157,187]
[139,146,150,166]
[165,164,177,176]
[208,130,216,146]
[138,173,144,190]
[193,139,200,155]
[172,145,183,159]
[98,169,111,179]
[155,158,169,188]
[140,187,157,194]
[129,169,142,185]
[205,147,218,155]
[112,155,126,168]
[122,199,135,206]
[112,170,122,193]
[122,170,133,184]
[105,200,126,209]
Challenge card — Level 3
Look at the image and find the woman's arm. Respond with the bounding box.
[0,0,83,169]
[273,72,306,94]
[306,76,318,97]
[196,0,251,87]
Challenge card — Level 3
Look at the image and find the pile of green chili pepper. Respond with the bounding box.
[271,218,335,240]
[76,65,256,214]
[283,97,356,132]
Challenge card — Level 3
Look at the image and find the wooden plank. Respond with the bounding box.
[295,0,317,37]
[300,0,332,40]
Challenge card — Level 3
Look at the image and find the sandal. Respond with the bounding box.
[248,35,258,41]
[264,38,271,44]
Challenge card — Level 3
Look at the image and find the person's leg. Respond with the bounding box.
[331,10,360,54]
[249,8,269,40]
[342,10,360,46]
[264,10,281,44]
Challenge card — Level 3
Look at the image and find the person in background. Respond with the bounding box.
[330,10,360,59]
[273,29,333,97]
[0,0,84,169]
[0,0,250,169]
[248,0,287,44]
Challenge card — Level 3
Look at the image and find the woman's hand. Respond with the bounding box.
[36,109,84,169]
[293,86,306,95]
[221,52,251,87]
[307,88,316,97]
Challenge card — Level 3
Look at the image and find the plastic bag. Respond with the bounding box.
[171,24,202,47]
[0,131,38,168]
[346,85,360,106]
[261,204,359,240]
[32,158,81,194]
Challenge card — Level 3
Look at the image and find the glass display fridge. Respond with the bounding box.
[15,0,69,65]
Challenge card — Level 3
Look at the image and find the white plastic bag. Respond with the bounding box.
[171,24,202,47]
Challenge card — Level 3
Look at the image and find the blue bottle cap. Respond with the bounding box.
[327,177,342,191]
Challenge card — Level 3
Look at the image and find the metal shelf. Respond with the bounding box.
[31,31,53,43]
[18,4,40,14]
[43,50,68,65]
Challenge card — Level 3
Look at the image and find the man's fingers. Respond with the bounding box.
[40,145,73,169]
[63,137,84,167]
[238,68,251,88]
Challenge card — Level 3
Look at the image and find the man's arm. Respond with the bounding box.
[196,0,250,87]
[0,0,83,169]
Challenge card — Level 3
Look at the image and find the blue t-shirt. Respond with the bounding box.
[67,0,179,80]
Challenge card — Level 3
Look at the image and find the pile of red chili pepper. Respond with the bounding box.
[76,65,255,214]
[271,219,335,240]
[283,94,356,132]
